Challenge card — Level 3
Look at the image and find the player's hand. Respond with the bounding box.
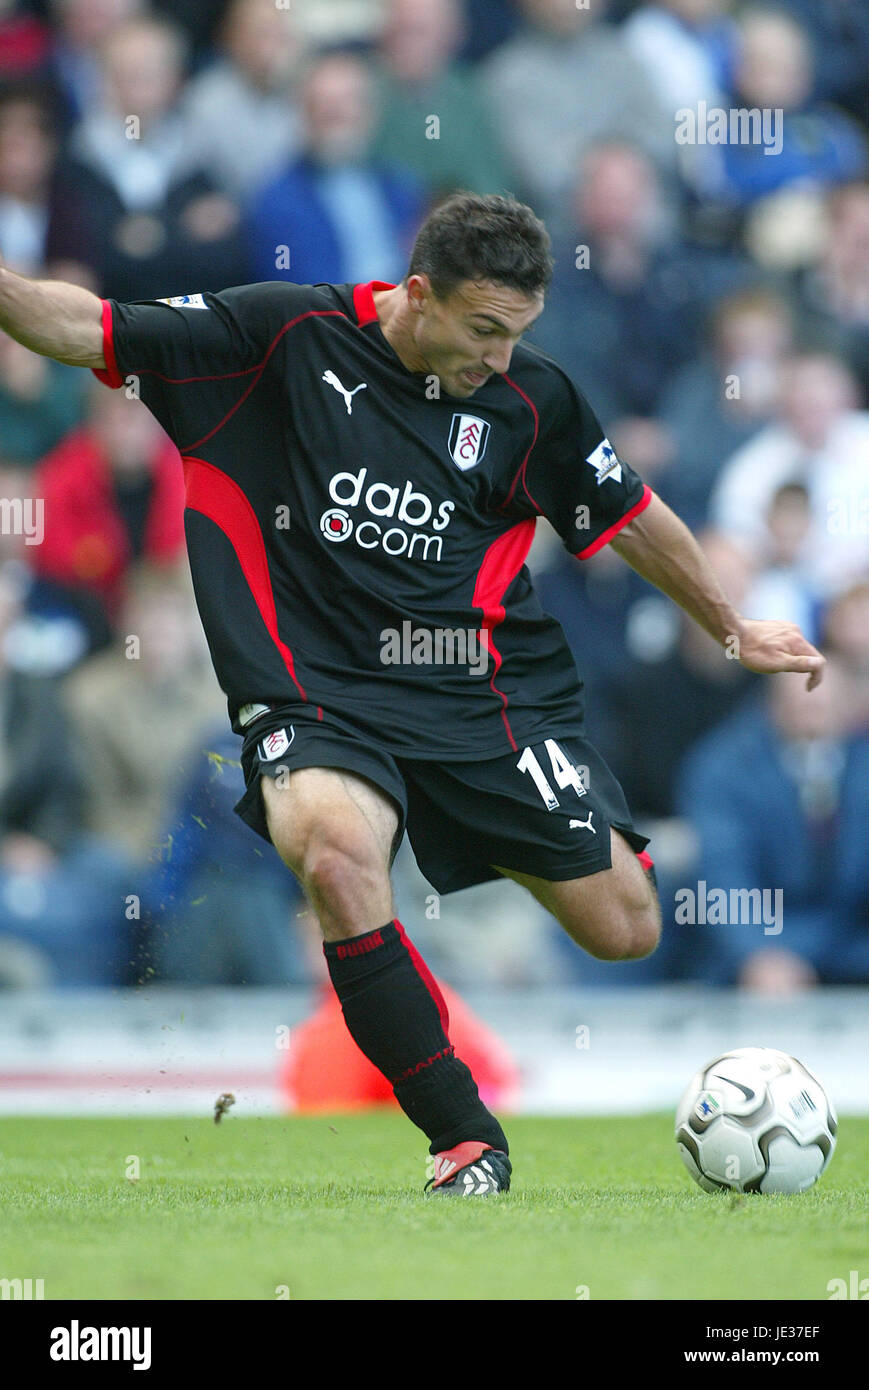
[734,618,825,690]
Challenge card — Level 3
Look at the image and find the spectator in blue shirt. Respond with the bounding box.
[674,659,869,990]
[245,50,426,287]
[143,724,311,985]
[534,140,748,422]
[698,8,867,210]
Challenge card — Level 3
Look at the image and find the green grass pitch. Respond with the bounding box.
[2,1113,867,1300]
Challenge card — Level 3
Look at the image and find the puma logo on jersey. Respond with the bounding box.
[569,812,596,833]
[323,370,367,415]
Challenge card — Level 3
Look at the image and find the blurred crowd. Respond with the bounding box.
[0,0,867,994]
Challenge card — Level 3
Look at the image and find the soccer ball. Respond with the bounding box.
[675,1046,837,1194]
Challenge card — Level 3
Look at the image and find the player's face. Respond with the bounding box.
[411,278,545,398]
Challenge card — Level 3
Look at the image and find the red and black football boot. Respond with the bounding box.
[424,1141,512,1196]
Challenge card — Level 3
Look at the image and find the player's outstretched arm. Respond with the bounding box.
[0,255,104,369]
[610,490,825,690]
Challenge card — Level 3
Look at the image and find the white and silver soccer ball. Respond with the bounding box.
[675,1047,837,1194]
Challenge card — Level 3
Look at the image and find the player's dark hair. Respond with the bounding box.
[406,192,554,300]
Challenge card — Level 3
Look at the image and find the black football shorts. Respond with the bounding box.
[234,702,649,894]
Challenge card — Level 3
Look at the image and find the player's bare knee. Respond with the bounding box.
[582,901,660,962]
[616,876,662,959]
[613,852,661,959]
[625,902,661,960]
[301,839,389,925]
[303,840,370,897]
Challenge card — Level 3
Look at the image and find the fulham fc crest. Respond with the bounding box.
[448,414,490,471]
[259,726,295,761]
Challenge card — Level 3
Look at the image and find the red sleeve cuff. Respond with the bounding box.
[91,298,123,388]
[574,484,653,560]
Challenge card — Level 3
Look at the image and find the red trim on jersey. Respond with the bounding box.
[352,280,397,327]
[637,850,654,872]
[472,518,537,751]
[501,374,542,512]
[574,484,653,559]
[394,919,450,1035]
[114,362,262,386]
[183,309,347,452]
[182,454,307,701]
[93,300,267,387]
[92,302,349,452]
[92,299,123,389]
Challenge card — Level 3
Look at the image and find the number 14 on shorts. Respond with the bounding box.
[517,739,588,810]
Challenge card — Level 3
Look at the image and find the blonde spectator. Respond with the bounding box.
[64,563,225,859]
[822,582,869,733]
[370,0,509,200]
[479,0,674,216]
[181,0,304,200]
[710,352,869,598]
[46,16,250,298]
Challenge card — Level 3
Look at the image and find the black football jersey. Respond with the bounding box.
[94,280,651,757]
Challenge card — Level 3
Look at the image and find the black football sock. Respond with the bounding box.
[323,919,509,1156]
